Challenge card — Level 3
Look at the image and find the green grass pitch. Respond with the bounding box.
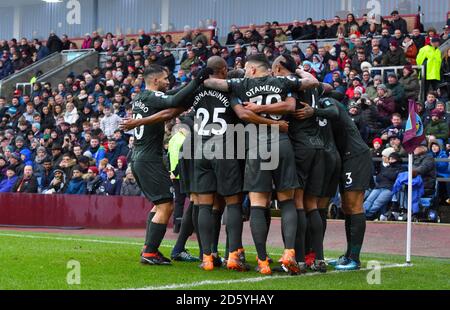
[0,230,449,290]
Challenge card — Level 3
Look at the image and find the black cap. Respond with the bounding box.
[389,152,402,162]
[391,10,399,15]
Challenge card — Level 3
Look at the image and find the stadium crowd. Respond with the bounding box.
[0,11,449,219]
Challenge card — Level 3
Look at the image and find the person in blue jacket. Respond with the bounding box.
[65,166,87,195]
[429,140,450,200]
[97,164,122,196]
[0,167,19,193]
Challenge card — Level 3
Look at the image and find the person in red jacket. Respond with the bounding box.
[374,84,396,126]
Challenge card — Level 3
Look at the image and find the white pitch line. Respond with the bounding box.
[0,232,276,256]
[129,263,412,290]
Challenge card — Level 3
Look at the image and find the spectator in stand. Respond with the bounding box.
[97,164,122,196]
[163,35,177,49]
[425,109,449,143]
[392,29,405,47]
[46,32,63,54]
[286,20,303,40]
[226,25,241,45]
[429,140,449,177]
[82,33,92,50]
[42,168,66,194]
[359,14,371,35]
[300,18,317,40]
[411,28,425,50]
[389,10,408,35]
[379,29,392,53]
[435,101,450,127]
[120,167,141,196]
[274,28,288,43]
[386,72,406,113]
[374,84,396,126]
[412,145,437,196]
[399,64,420,101]
[0,167,18,193]
[344,14,359,36]
[381,113,405,142]
[65,166,86,195]
[180,50,198,72]
[382,40,407,66]
[417,37,442,94]
[364,152,404,219]
[327,16,341,38]
[34,40,49,61]
[358,95,381,138]
[85,166,101,194]
[87,136,105,167]
[192,29,208,46]
[317,19,329,39]
[100,105,122,139]
[425,28,439,46]
[346,76,365,100]
[337,50,350,71]
[90,31,103,48]
[371,137,384,175]
[423,91,439,125]
[402,35,418,65]
[12,165,38,193]
[61,34,72,51]
[137,29,150,48]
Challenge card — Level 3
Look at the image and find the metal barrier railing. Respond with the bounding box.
[369,65,426,102]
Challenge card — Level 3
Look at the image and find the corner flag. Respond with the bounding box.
[402,99,425,154]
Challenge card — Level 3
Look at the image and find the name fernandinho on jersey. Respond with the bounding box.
[132,100,149,113]
[193,90,230,107]
[245,85,282,97]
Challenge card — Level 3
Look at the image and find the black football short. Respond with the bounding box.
[243,139,299,193]
[179,157,194,195]
[340,150,372,192]
[193,158,243,197]
[131,160,173,204]
[292,145,325,197]
[321,148,341,198]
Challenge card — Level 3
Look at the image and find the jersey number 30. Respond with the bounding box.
[133,113,144,140]
[249,94,282,120]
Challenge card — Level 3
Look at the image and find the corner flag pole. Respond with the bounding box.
[406,153,413,265]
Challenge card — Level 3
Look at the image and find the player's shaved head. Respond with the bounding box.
[144,64,166,79]
[246,54,270,70]
[273,54,297,73]
[144,64,170,91]
[207,56,227,75]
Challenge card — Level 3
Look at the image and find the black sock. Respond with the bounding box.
[145,222,167,253]
[295,209,307,262]
[192,204,203,257]
[172,202,194,255]
[211,209,222,254]
[279,200,297,249]
[250,207,268,261]
[144,212,156,246]
[349,213,366,263]
[345,214,352,258]
[318,208,328,237]
[305,220,312,254]
[264,207,271,240]
[307,209,324,260]
[198,204,213,255]
[226,204,243,253]
[225,225,229,259]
